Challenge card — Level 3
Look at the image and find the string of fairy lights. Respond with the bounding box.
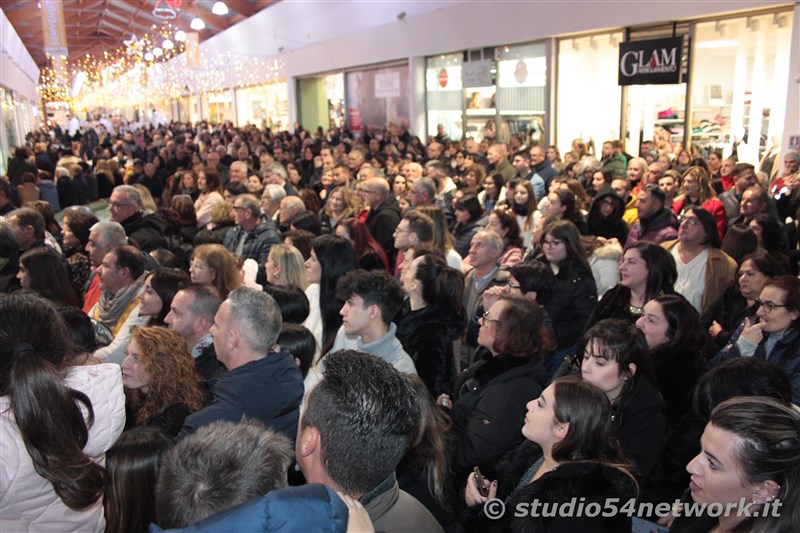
[38,21,286,114]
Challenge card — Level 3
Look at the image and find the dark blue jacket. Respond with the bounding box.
[149,484,348,533]
[712,324,800,405]
[178,350,303,441]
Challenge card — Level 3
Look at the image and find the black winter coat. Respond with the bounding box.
[365,197,401,266]
[451,356,548,484]
[396,304,467,396]
[700,284,755,349]
[613,376,667,484]
[649,345,708,429]
[542,262,597,350]
[121,211,167,252]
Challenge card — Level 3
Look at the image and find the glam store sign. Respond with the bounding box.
[618,37,683,85]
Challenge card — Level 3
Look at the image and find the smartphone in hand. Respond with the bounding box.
[473,466,489,497]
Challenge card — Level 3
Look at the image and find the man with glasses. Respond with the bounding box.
[392,211,434,277]
[223,194,280,285]
[362,178,401,266]
[662,206,737,315]
[624,184,679,248]
[108,185,166,252]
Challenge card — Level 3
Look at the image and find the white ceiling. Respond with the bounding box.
[203,0,464,57]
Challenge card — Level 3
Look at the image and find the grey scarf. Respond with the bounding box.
[96,273,146,330]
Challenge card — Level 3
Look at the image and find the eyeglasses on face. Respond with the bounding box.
[189,261,212,271]
[755,299,790,313]
[480,310,499,324]
[542,238,564,248]
[678,215,700,226]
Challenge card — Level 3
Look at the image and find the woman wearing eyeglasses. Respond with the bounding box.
[540,220,597,372]
[444,296,553,493]
[712,275,800,404]
[188,244,243,299]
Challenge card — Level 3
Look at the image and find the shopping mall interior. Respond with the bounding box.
[2,1,798,170]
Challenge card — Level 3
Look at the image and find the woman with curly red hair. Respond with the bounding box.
[121,327,206,437]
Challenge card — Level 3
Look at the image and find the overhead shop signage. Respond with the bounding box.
[618,37,682,85]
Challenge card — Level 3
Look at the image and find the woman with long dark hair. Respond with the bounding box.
[464,376,637,532]
[61,209,98,300]
[636,295,709,427]
[0,293,125,531]
[18,247,80,307]
[397,374,454,526]
[480,207,524,268]
[452,194,484,258]
[540,220,597,362]
[121,327,206,436]
[303,234,357,360]
[672,166,727,240]
[104,427,174,533]
[545,187,587,234]
[749,212,792,273]
[138,267,189,327]
[396,254,466,396]
[585,241,677,330]
[580,319,667,484]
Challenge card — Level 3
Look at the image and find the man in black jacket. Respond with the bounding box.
[362,178,401,266]
[109,185,166,252]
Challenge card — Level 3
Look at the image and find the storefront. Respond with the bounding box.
[235,82,289,130]
[345,62,410,136]
[556,31,624,159]
[0,87,37,174]
[201,90,234,125]
[553,6,794,168]
[426,42,548,144]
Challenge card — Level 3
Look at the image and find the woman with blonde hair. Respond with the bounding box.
[265,243,308,290]
[132,184,157,212]
[320,185,359,234]
[189,244,243,299]
[121,327,206,437]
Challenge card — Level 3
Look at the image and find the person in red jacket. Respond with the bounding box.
[672,166,727,240]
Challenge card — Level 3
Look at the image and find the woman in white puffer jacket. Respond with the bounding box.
[0,293,126,532]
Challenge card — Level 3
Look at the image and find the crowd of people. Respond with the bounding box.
[1,119,799,532]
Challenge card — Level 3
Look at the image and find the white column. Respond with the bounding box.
[409,56,427,140]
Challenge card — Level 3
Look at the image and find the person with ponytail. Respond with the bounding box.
[0,292,125,531]
[396,252,467,397]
